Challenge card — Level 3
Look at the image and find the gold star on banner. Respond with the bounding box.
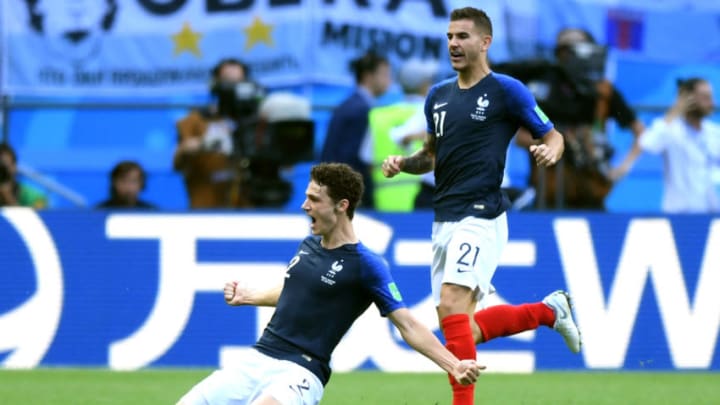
[172,22,203,57]
[243,16,274,50]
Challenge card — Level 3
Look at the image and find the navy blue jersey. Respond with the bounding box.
[254,236,405,385]
[424,72,554,221]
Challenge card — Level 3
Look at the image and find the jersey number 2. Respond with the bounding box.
[433,111,446,137]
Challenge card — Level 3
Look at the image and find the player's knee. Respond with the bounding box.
[437,289,473,318]
[471,320,484,343]
[437,301,466,319]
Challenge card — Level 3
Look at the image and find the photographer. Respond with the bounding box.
[636,77,720,213]
[0,143,48,208]
[173,58,265,209]
[496,28,644,210]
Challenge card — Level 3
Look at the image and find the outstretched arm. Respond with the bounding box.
[387,308,484,385]
[224,280,283,307]
[609,119,646,181]
[382,132,436,178]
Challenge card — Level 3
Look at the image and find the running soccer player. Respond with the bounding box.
[382,7,582,405]
[177,162,483,405]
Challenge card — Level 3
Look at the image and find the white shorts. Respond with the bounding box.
[430,213,508,306]
[179,349,324,405]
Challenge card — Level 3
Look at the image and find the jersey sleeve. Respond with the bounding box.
[424,83,441,134]
[360,251,406,317]
[500,76,554,139]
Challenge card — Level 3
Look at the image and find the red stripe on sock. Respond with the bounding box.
[441,314,476,405]
[473,302,554,342]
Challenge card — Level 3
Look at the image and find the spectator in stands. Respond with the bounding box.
[369,58,439,211]
[174,58,264,209]
[635,77,720,213]
[501,27,645,210]
[320,50,392,210]
[96,160,156,209]
[0,143,48,208]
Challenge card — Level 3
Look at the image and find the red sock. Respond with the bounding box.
[441,314,476,405]
[473,302,555,342]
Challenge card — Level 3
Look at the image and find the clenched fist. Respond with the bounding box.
[381,155,404,178]
[224,281,246,306]
[453,359,485,385]
[530,144,561,167]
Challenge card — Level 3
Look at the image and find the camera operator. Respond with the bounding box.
[174,58,265,209]
[236,91,314,207]
[0,143,48,208]
[496,28,644,210]
[636,77,720,213]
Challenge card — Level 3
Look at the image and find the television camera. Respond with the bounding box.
[214,80,315,207]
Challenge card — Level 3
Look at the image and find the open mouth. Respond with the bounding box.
[450,50,464,61]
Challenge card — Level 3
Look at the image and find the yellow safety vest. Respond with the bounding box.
[369,102,423,212]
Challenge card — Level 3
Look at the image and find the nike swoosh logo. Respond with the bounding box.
[433,102,448,110]
[456,268,473,273]
[299,250,309,255]
[555,304,568,319]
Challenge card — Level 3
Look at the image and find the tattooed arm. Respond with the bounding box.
[382,132,436,178]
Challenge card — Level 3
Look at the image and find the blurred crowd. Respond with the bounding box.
[1,26,718,214]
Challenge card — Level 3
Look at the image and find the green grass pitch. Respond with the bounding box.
[0,369,717,404]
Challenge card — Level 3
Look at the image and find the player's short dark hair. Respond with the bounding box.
[310,163,364,220]
[676,77,706,94]
[450,7,493,36]
[349,50,389,84]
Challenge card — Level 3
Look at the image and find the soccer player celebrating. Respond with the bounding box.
[177,162,483,405]
[382,7,582,405]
